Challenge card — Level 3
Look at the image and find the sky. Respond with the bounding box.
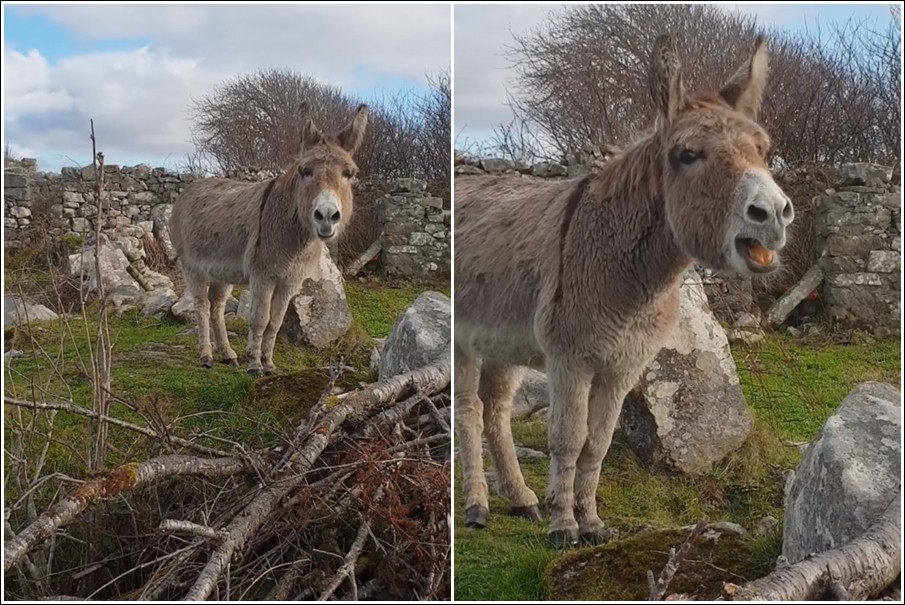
[454,2,900,150]
[2,3,451,171]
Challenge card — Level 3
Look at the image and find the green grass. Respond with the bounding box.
[453,333,900,601]
[345,279,450,338]
[4,280,443,508]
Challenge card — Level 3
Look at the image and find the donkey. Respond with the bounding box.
[454,36,793,548]
[169,105,369,376]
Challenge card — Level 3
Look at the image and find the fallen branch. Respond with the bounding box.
[317,515,371,601]
[4,455,249,572]
[344,236,383,278]
[3,396,232,457]
[727,493,901,600]
[158,519,224,541]
[647,519,708,600]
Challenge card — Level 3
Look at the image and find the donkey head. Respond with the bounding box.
[650,35,793,275]
[295,104,369,240]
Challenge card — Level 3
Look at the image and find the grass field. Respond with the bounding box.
[452,333,900,600]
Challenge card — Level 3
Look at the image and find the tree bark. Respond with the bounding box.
[729,492,901,601]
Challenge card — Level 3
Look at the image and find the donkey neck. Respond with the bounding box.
[255,174,318,263]
[563,134,691,310]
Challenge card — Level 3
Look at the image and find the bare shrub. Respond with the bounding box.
[501,4,900,165]
[191,69,451,182]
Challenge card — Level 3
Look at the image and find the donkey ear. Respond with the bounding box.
[719,36,769,120]
[300,117,323,150]
[649,34,686,125]
[337,104,369,154]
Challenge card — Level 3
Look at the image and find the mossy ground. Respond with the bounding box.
[453,333,900,601]
[3,275,449,510]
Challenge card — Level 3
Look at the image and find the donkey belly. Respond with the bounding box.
[456,318,545,369]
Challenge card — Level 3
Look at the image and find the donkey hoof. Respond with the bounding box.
[247,368,263,378]
[509,505,543,522]
[465,505,489,529]
[547,528,580,549]
[580,527,615,546]
[223,358,240,367]
[263,367,278,376]
[200,356,213,368]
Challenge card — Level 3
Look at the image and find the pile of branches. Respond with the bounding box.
[4,360,451,601]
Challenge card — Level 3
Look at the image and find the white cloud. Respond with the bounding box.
[3,4,450,170]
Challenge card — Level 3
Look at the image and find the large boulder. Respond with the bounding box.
[4,295,59,327]
[782,382,900,563]
[280,249,353,348]
[512,369,550,420]
[619,270,753,474]
[67,244,143,307]
[379,291,450,380]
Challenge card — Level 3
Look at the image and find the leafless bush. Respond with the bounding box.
[502,4,900,166]
[191,69,451,182]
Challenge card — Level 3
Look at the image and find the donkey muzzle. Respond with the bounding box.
[312,191,342,240]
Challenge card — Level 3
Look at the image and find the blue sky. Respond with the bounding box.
[454,2,900,150]
[2,4,451,171]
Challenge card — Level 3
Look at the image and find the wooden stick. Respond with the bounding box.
[648,519,707,600]
[344,237,383,277]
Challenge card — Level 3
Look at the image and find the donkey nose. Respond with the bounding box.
[744,194,793,227]
[330,210,341,224]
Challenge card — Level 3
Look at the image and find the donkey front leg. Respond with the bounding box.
[545,360,592,548]
[573,369,633,545]
[260,285,295,375]
[454,347,489,528]
[245,280,275,377]
[479,362,541,521]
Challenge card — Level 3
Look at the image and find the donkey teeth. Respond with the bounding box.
[746,241,775,267]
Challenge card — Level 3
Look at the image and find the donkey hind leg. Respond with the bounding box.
[479,362,541,522]
[260,284,295,375]
[245,279,276,377]
[454,347,489,529]
[545,359,593,548]
[573,369,634,545]
[208,282,238,366]
[186,273,213,368]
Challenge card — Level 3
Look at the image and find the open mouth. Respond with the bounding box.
[735,237,778,273]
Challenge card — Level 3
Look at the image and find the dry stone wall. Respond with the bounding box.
[3,161,450,280]
[817,163,900,336]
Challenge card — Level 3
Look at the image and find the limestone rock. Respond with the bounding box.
[280,249,353,348]
[782,382,900,563]
[379,291,450,380]
[619,270,752,474]
[141,288,178,317]
[4,296,59,326]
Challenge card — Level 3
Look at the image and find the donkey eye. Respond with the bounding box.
[342,169,355,179]
[678,149,702,165]
[299,167,314,178]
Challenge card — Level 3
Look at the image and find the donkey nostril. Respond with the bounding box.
[314,210,324,222]
[782,201,793,221]
[746,205,769,223]
[331,211,341,223]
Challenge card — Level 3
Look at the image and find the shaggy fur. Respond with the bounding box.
[169,105,369,375]
[454,36,794,547]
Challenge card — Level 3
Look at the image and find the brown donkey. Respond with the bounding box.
[169,105,368,376]
[454,36,793,548]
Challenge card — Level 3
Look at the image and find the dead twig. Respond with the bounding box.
[647,519,708,600]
